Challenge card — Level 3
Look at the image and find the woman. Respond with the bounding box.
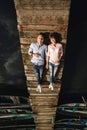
[46,32,63,90]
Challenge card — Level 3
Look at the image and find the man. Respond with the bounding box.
[28,33,47,93]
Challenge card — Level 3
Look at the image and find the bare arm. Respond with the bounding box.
[46,56,50,69]
[58,46,63,61]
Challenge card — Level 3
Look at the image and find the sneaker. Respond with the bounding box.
[36,85,42,93]
[49,84,54,91]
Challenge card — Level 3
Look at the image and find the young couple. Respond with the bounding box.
[28,32,63,93]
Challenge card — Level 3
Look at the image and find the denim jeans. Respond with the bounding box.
[33,65,44,84]
[49,62,59,84]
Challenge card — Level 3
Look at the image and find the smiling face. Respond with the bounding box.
[37,34,44,45]
[50,37,57,45]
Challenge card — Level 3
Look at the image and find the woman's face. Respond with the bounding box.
[50,37,57,45]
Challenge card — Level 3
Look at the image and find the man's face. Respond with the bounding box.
[37,34,44,45]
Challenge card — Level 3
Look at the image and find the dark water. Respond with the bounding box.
[0,0,28,97]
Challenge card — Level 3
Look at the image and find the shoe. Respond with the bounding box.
[36,85,42,93]
[49,84,54,91]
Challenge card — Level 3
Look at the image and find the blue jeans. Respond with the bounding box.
[33,65,44,84]
[49,62,59,84]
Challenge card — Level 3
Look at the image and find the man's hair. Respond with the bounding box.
[38,32,45,38]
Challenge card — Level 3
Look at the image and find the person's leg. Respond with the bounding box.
[36,65,44,93]
[49,62,54,90]
[33,65,40,84]
[39,65,44,84]
[49,62,54,84]
[33,65,42,93]
[53,64,59,83]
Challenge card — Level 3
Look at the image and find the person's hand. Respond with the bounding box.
[28,52,33,56]
[46,63,49,69]
[54,60,60,64]
[33,53,41,57]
